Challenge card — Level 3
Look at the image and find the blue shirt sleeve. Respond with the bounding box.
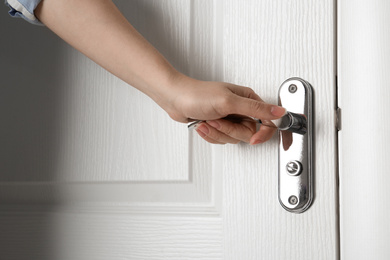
[5,0,43,25]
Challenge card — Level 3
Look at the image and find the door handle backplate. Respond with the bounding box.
[278,77,314,213]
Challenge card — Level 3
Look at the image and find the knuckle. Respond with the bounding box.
[250,100,266,113]
[244,86,255,95]
[215,94,234,115]
[242,87,260,100]
[223,124,236,136]
[248,123,257,135]
[209,132,223,142]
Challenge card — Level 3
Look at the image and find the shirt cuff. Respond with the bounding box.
[5,0,44,25]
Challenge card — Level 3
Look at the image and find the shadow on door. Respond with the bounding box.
[0,5,63,259]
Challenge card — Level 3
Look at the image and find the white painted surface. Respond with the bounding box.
[338,1,390,259]
[222,1,337,259]
[0,0,337,259]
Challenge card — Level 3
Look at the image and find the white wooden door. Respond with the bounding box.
[0,0,337,259]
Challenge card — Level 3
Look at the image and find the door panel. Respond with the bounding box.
[0,0,337,259]
[0,0,219,212]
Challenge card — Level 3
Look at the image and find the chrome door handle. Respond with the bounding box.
[188,111,307,134]
[278,77,314,213]
[267,111,307,135]
[187,77,314,214]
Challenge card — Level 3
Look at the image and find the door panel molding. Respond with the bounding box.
[0,0,222,216]
[0,131,221,216]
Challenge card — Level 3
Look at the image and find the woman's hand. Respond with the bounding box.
[160,75,286,145]
[35,0,285,145]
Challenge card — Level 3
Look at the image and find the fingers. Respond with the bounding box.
[227,85,263,101]
[195,128,224,144]
[183,82,286,145]
[195,118,257,144]
[249,124,277,145]
[229,96,286,121]
[223,84,286,120]
[195,119,277,145]
[206,118,256,143]
[196,123,240,144]
[196,118,256,144]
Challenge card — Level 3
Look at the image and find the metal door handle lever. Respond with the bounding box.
[188,112,307,135]
[261,112,307,135]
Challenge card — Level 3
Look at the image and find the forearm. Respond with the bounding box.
[35,0,182,108]
[35,0,286,145]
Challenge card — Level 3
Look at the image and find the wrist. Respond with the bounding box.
[154,72,196,122]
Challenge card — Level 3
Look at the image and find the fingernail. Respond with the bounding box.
[206,120,220,129]
[196,129,206,137]
[197,124,209,135]
[271,106,286,117]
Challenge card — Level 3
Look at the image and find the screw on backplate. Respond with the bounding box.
[286,161,302,176]
[288,84,297,93]
[288,195,298,205]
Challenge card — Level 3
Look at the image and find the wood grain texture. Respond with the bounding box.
[0,0,200,182]
[1,0,221,211]
[55,0,192,182]
[338,1,390,259]
[1,1,223,259]
[0,211,222,260]
[0,0,338,259]
[222,0,337,259]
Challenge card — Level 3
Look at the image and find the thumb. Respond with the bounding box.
[229,95,286,120]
